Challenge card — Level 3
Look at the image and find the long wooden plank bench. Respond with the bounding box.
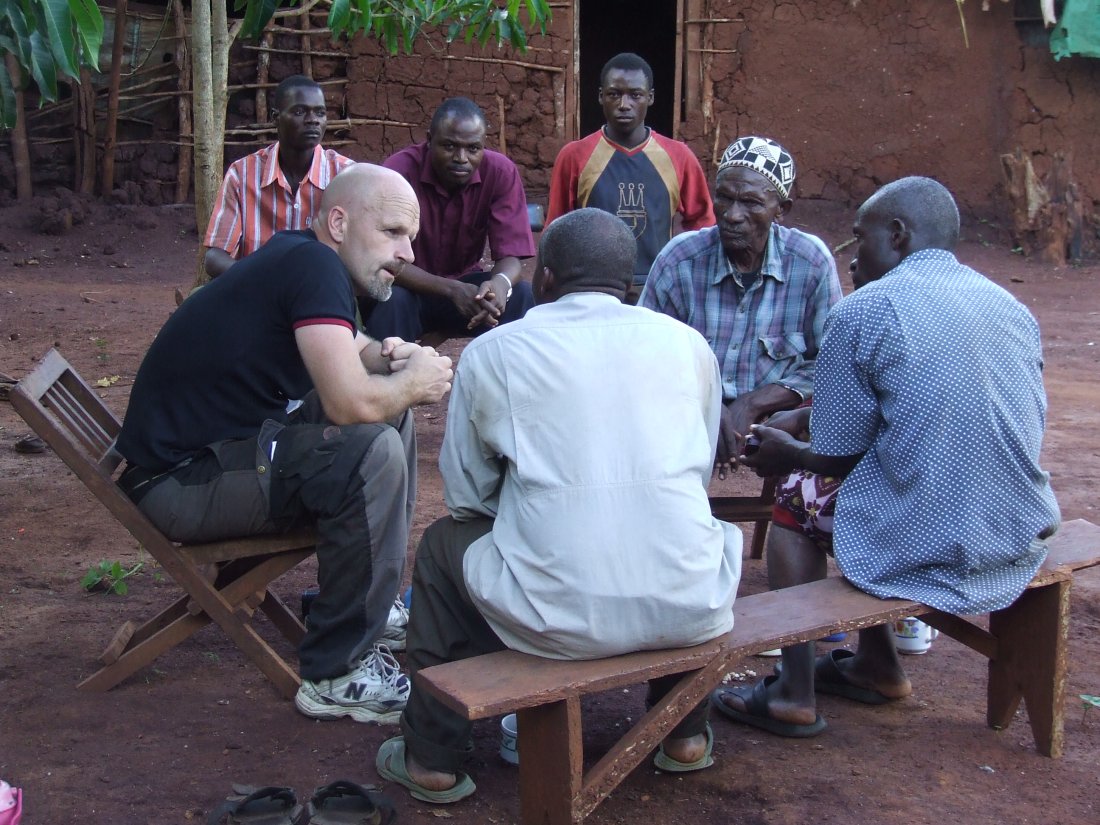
[416,518,1100,825]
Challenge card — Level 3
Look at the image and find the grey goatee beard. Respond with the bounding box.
[365,278,393,302]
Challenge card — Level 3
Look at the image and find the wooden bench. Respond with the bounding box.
[711,489,777,559]
[417,518,1100,825]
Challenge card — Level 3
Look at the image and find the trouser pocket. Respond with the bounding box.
[268,421,390,530]
[138,424,283,543]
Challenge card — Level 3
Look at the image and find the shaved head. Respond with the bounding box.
[273,74,322,111]
[851,176,962,287]
[320,163,416,221]
[539,208,635,297]
[316,163,420,301]
[859,176,960,252]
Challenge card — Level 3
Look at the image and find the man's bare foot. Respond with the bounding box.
[405,750,459,793]
[661,731,707,764]
[715,679,818,726]
[833,652,912,700]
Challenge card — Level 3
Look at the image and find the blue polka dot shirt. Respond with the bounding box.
[810,249,1061,613]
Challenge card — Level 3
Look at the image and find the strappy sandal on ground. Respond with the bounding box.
[206,784,303,825]
[301,780,396,825]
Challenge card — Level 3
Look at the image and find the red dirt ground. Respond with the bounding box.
[1,197,1099,825]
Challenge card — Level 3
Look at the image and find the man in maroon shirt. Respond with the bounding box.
[362,97,536,342]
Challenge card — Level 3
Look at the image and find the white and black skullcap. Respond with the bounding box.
[717,136,796,200]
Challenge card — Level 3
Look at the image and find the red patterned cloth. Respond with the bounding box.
[771,469,843,554]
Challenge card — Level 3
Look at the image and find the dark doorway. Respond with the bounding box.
[578,0,677,137]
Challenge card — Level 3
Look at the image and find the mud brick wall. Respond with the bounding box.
[344,11,572,196]
[671,0,1100,230]
[342,0,1099,249]
[5,1,1097,251]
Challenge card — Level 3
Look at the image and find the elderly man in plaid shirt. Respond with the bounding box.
[639,136,841,478]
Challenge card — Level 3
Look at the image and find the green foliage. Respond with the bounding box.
[236,0,551,53]
[238,0,281,41]
[80,559,143,596]
[3,0,548,129]
[0,0,104,127]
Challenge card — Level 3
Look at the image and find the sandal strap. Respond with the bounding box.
[206,785,298,825]
[308,780,396,825]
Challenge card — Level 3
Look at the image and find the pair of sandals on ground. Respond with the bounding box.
[213,647,891,818]
[207,780,394,825]
[711,648,903,738]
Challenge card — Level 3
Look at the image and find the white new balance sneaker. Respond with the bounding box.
[295,643,410,724]
[380,596,409,652]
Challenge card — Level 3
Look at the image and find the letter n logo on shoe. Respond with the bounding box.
[344,682,367,701]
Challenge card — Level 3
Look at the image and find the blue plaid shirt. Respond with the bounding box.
[639,224,841,401]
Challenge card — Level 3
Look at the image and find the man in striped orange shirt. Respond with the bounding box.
[203,75,354,278]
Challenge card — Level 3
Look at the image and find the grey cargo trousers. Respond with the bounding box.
[125,393,415,681]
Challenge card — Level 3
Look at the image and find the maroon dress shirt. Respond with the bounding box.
[383,142,535,280]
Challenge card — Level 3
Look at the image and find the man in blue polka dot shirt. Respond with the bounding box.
[711,176,1060,739]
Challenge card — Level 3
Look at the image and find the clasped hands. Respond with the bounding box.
[715,404,811,480]
[378,337,453,403]
[451,276,509,331]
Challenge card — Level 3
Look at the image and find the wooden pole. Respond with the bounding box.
[673,0,684,138]
[108,75,347,103]
[256,26,273,119]
[684,0,702,118]
[299,8,313,78]
[102,0,130,195]
[440,54,563,72]
[3,53,32,200]
[77,68,97,194]
[71,78,82,191]
[172,0,192,203]
[241,44,345,58]
[701,3,714,128]
[567,0,578,141]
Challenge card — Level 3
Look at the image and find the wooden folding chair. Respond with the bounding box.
[710,477,776,559]
[10,349,316,698]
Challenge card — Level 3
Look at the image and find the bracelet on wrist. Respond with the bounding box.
[493,272,513,299]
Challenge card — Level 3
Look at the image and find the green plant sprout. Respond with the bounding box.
[134,544,164,583]
[81,560,143,595]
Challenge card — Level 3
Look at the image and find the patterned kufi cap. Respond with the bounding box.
[717,136,796,200]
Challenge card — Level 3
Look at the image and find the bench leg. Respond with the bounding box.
[517,696,583,825]
[987,578,1069,757]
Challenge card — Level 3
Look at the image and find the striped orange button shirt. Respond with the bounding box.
[203,142,354,259]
